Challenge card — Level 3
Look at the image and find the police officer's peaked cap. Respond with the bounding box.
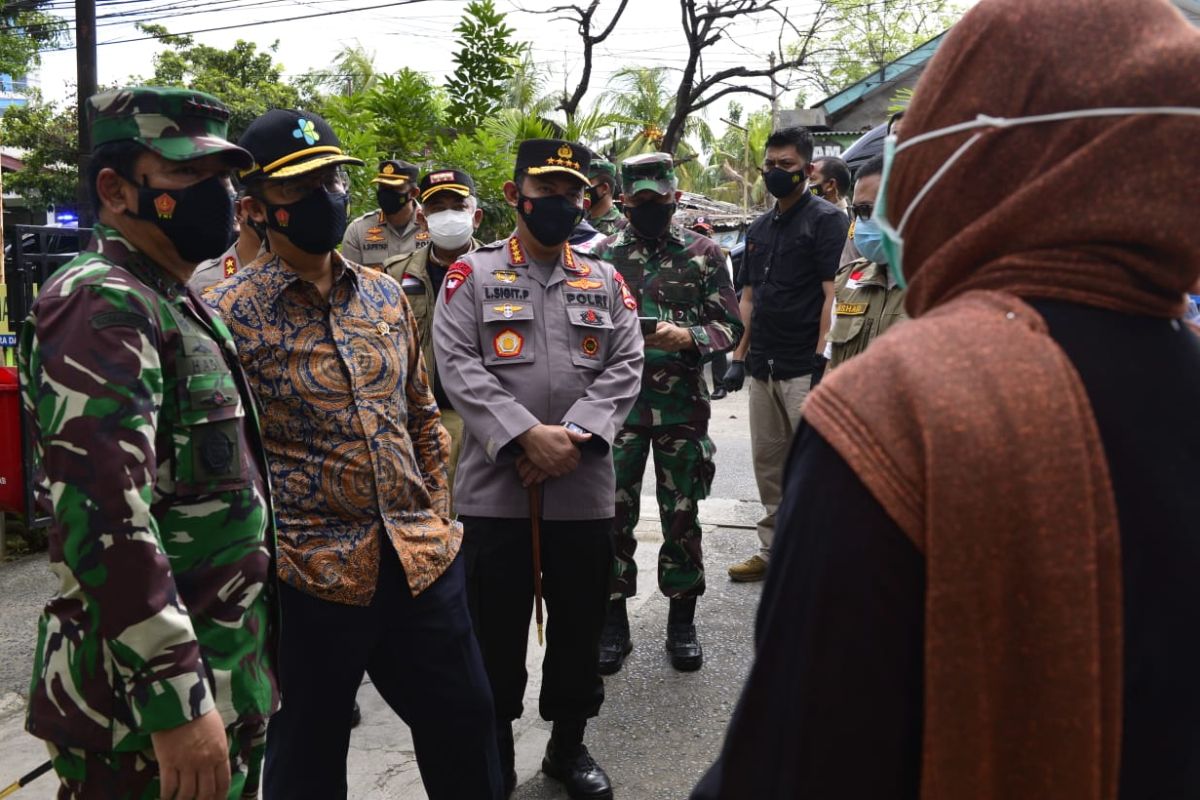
[419,168,476,202]
[622,153,677,196]
[374,159,420,189]
[515,139,590,186]
[237,109,363,180]
[88,86,252,169]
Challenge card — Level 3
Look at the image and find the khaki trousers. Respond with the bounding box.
[748,374,812,559]
[442,408,465,514]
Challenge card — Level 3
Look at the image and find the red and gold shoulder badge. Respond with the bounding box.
[444,262,473,304]
[223,256,237,277]
[493,328,524,358]
[507,236,528,266]
[620,282,637,311]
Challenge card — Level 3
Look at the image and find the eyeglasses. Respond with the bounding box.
[851,202,874,220]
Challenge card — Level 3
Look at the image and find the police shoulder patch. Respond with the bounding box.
[444,262,473,304]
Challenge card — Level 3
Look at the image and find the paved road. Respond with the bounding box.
[0,382,767,799]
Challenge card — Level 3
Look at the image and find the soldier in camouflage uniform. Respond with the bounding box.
[591,153,743,674]
[587,157,624,236]
[18,87,277,799]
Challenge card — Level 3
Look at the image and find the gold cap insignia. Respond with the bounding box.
[383,164,396,175]
[557,144,573,159]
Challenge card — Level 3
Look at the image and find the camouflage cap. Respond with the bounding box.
[88,87,252,168]
[588,157,617,181]
[622,152,677,196]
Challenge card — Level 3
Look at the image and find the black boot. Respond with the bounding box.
[541,719,613,800]
[597,598,632,676]
[497,720,517,798]
[666,598,703,671]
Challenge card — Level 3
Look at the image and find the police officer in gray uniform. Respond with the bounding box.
[341,159,430,267]
[434,139,643,800]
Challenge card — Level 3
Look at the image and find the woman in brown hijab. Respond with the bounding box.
[692,0,1200,798]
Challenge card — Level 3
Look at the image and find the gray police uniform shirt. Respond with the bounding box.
[341,209,429,268]
[433,234,644,521]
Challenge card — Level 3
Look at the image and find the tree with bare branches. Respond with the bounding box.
[519,0,631,122]
[658,0,830,155]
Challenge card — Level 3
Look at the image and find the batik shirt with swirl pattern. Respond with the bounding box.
[205,252,458,605]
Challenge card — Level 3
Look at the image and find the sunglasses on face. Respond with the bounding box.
[851,202,874,221]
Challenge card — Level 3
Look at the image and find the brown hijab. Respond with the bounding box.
[804,1,1200,798]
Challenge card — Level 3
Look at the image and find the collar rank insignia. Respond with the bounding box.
[493,303,523,319]
[562,245,591,276]
[493,270,519,284]
[444,262,473,304]
[566,277,603,290]
[507,236,528,266]
[223,256,237,277]
[493,328,524,358]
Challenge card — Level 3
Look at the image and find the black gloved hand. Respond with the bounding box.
[724,360,746,392]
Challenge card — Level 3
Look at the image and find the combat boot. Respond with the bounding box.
[665,597,703,671]
[542,719,613,800]
[497,720,517,798]
[597,598,632,675]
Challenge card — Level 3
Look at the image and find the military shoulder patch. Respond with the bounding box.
[444,262,473,304]
[620,282,637,311]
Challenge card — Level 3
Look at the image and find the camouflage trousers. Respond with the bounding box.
[45,721,266,800]
[612,421,716,600]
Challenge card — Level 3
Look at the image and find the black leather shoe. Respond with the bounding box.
[542,739,613,800]
[711,386,728,400]
[665,622,703,671]
[597,600,632,676]
[350,701,362,729]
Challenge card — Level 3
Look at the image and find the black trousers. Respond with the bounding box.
[263,547,503,800]
[460,516,614,723]
[711,351,728,390]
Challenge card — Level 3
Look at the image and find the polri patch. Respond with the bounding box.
[444,262,473,304]
[493,328,524,358]
[578,308,605,326]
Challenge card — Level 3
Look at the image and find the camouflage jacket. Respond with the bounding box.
[590,206,625,237]
[18,225,278,753]
[593,225,743,426]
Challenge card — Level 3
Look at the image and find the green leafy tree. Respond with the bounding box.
[700,103,773,206]
[444,0,521,133]
[800,0,963,97]
[1,98,77,206]
[0,0,66,79]
[132,24,301,138]
[319,68,448,212]
[603,66,710,162]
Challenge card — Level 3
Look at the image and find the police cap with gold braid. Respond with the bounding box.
[373,159,419,189]
[237,108,364,180]
[515,138,591,186]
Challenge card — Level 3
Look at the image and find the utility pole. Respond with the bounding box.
[75,0,97,228]
[768,52,780,129]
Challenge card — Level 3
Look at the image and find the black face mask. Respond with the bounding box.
[763,167,806,199]
[628,201,676,240]
[265,187,350,255]
[377,188,408,216]
[586,186,607,209]
[517,193,583,248]
[125,173,235,264]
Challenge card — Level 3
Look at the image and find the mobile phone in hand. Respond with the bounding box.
[639,316,658,335]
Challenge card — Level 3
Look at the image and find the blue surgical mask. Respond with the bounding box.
[853,216,887,265]
[876,106,1200,289]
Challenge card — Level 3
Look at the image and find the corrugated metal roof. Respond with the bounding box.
[814,31,948,117]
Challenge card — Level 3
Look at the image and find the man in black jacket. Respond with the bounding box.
[723,127,849,583]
